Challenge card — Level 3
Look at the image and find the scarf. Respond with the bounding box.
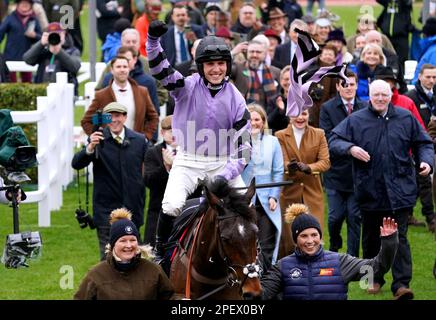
[15,8,34,28]
[246,62,277,106]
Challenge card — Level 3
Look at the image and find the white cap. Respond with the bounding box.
[315,18,331,27]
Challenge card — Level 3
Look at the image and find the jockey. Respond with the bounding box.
[146,21,251,260]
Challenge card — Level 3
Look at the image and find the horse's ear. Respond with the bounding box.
[204,185,223,210]
[245,178,256,203]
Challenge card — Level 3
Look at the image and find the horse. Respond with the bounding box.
[168,178,262,300]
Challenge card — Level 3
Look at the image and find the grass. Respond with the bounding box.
[0,181,434,299]
[324,205,436,300]
[0,182,98,299]
[0,4,434,300]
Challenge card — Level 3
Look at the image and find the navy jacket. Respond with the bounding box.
[319,95,367,191]
[0,11,41,61]
[71,126,148,228]
[406,81,436,128]
[160,24,204,66]
[329,103,434,211]
[260,233,399,300]
[281,249,347,300]
[272,41,291,69]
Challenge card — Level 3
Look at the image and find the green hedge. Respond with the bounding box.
[0,83,48,185]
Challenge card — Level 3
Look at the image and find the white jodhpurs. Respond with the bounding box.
[161,152,246,217]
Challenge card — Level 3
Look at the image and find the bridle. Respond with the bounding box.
[184,210,260,300]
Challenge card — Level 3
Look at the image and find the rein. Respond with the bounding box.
[180,198,261,300]
[185,212,206,300]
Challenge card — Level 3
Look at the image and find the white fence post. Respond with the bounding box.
[11,72,75,227]
[6,61,104,227]
[36,95,50,227]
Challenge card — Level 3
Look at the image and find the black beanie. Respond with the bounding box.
[291,213,322,243]
[423,17,436,38]
[109,218,139,248]
[114,18,132,34]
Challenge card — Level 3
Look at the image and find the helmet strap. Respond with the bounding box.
[203,76,229,91]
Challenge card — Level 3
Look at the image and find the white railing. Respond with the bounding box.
[10,72,75,227]
[5,61,107,86]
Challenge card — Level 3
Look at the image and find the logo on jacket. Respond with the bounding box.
[289,268,302,279]
[319,268,334,276]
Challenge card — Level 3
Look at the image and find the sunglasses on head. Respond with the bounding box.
[203,44,229,53]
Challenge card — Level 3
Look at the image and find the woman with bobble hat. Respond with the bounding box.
[74,208,174,300]
[260,204,399,300]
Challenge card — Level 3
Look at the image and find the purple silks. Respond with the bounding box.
[286,28,348,117]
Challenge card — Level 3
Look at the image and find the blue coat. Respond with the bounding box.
[319,95,367,191]
[413,35,436,84]
[349,62,384,102]
[242,134,284,263]
[329,103,434,211]
[0,11,41,61]
[101,32,121,63]
[281,248,347,300]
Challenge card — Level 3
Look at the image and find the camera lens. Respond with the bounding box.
[15,146,37,165]
[48,32,61,45]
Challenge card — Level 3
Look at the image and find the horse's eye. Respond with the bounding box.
[220,235,230,242]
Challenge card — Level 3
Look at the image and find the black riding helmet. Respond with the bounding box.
[195,36,232,79]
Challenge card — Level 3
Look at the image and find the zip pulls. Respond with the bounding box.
[388,0,399,36]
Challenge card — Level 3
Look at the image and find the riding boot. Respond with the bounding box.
[154,211,175,263]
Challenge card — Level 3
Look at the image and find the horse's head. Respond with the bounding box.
[204,178,262,299]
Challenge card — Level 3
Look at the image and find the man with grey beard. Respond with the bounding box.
[231,40,281,110]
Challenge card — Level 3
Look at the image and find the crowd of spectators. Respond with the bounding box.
[1,0,435,300]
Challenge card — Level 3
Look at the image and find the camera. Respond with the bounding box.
[75,208,95,229]
[91,110,112,128]
[0,109,39,269]
[48,32,61,46]
[0,130,37,173]
[1,231,42,269]
[91,110,112,146]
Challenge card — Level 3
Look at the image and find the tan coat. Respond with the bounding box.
[275,124,330,257]
[81,78,159,140]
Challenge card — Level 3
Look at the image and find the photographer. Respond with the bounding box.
[72,102,148,260]
[23,22,81,94]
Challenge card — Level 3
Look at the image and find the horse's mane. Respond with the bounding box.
[207,178,256,224]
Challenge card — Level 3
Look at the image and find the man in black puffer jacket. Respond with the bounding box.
[376,0,413,65]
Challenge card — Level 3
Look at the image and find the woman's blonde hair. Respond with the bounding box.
[280,65,291,80]
[360,43,386,66]
[247,103,269,134]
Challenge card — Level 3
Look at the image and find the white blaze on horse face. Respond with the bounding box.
[238,224,245,237]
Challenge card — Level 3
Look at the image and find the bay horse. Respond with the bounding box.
[169,178,262,300]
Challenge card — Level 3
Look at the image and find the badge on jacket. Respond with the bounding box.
[289,268,302,279]
[319,268,334,276]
